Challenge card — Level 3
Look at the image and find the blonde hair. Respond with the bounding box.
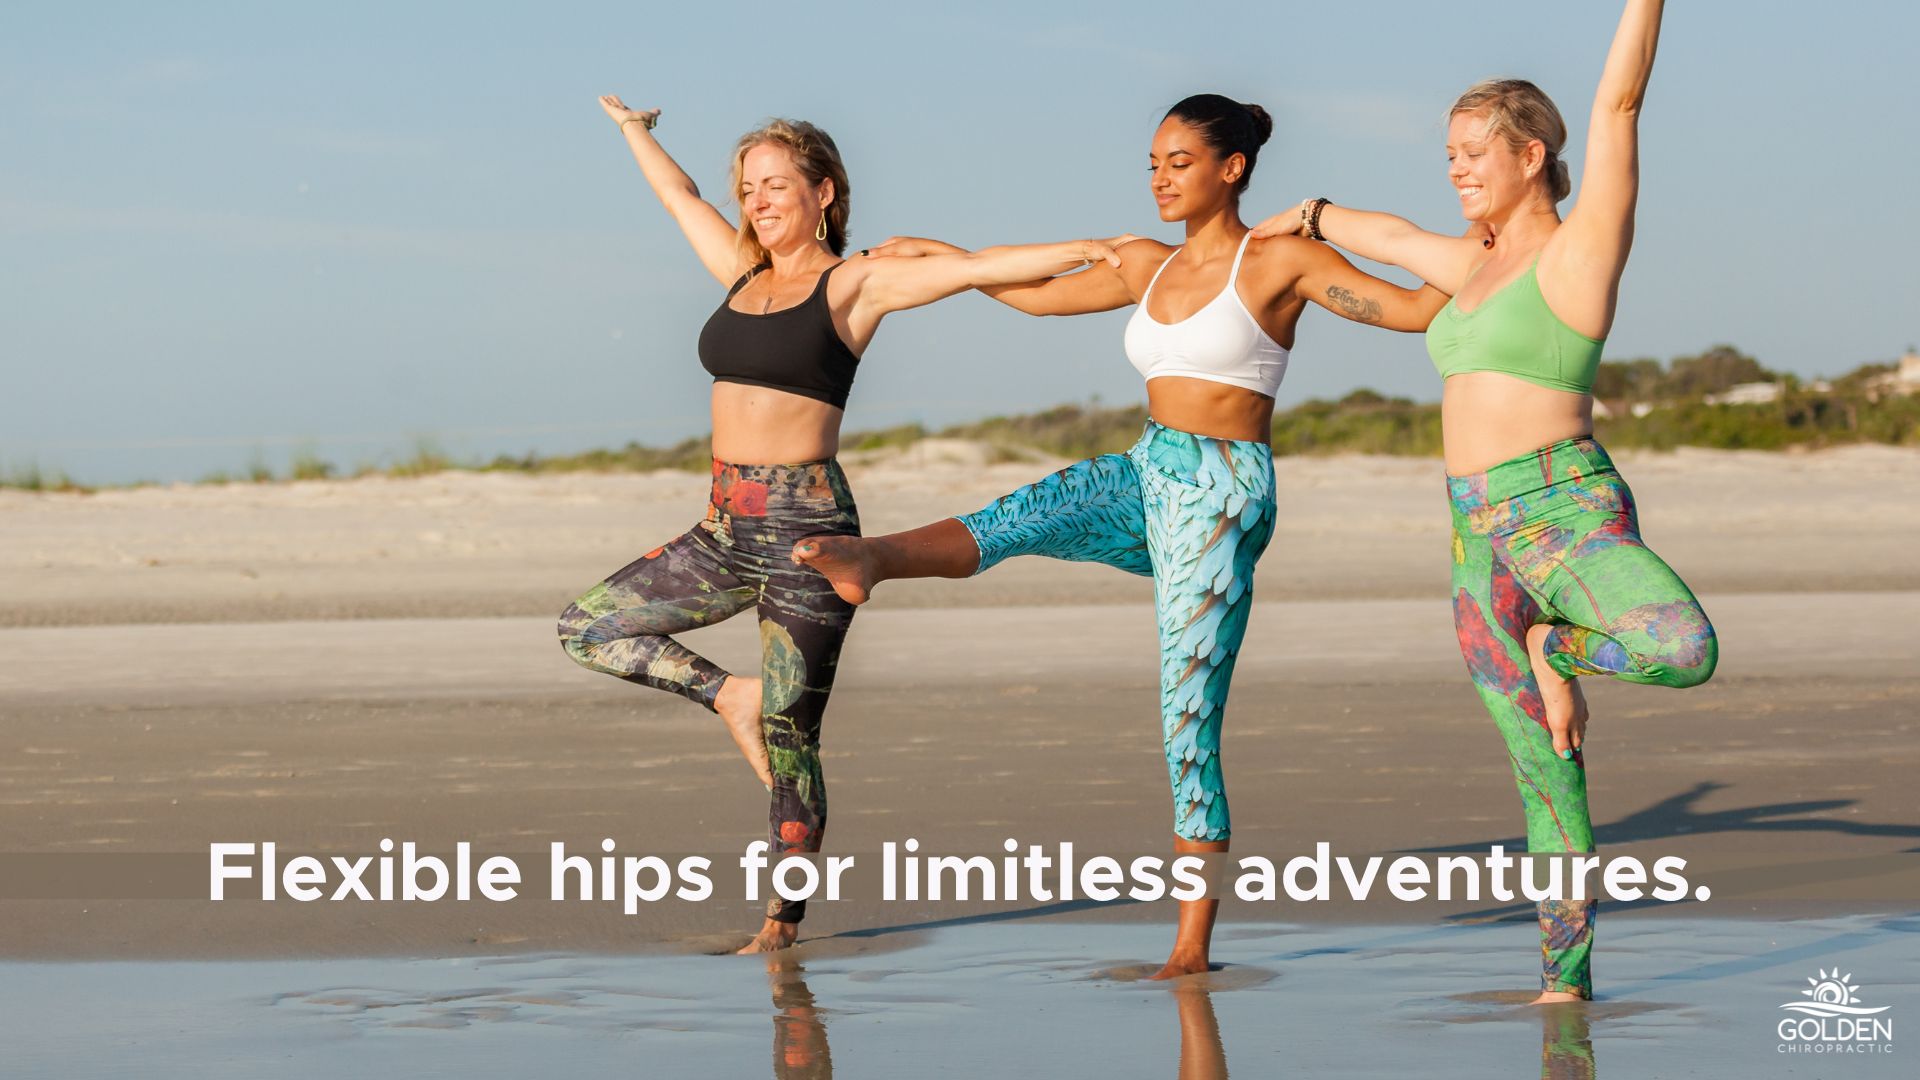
[727,119,850,266]
[1449,79,1571,202]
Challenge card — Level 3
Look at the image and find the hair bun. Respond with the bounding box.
[1244,103,1274,147]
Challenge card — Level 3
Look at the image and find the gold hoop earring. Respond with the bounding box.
[815,216,828,242]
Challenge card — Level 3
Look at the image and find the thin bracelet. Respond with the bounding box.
[619,114,657,132]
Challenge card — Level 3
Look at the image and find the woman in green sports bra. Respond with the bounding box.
[1255,0,1715,1003]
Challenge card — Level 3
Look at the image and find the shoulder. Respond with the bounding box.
[1239,234,1335,291]
[1113,237,1175,287]
[1244,233,1327,269]
[825,255,877,302]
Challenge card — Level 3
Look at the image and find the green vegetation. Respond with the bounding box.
[1597,392,1920,450]
[388,439,454,478]
[1272,389,1444,457]
[7,349,1915,492]
[2,461,87,493]
[1592,344,1773,401]
[289,445,335,481]
[1587,346,1920,450]
[944,403,1151,458]
[484,435,712,475]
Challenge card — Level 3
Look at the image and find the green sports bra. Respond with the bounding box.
[1426,258,1605,395]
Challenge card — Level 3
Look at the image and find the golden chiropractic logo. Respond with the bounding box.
[1776,967,1894,1055]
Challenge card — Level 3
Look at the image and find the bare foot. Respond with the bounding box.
[1148,951,1211,980]
[735,918,799,954]
[1530,990,1587,1005]
[791,535,875,606]
[1526,623,1589,760]
[714,675,772,789]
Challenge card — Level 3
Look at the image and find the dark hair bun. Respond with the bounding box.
[1164,93,1276,197]
[1244,103,1274,147]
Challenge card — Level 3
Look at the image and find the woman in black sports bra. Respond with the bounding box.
[558,94,1128,954]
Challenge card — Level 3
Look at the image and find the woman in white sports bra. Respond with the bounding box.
[794,94,1447,978]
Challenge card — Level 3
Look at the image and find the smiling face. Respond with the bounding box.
[1147,117,1243,223]
[1445,110,1544,225]
[738,142,832,254]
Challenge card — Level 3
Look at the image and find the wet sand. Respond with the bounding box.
[5,917,1914,1078]
[2,594,1915,959]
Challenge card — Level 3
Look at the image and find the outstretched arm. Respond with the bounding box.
[858,235,1139,316]
[1290,238,1452,333]
[1551,0,1663,313]
[1254,204,1483,296]
[855,239,1130,318]
[599,95,743,285]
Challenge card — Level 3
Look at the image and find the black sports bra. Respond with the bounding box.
[697,262,861,409]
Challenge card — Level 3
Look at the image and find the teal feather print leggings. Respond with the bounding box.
[556,459,860,925]
[1448,437,1717,998]
[957,420,1277,841]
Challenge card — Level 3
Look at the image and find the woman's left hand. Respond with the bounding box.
[1250,203,1308,240]
[599,94,659,129]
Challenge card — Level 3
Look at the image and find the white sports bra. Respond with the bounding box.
[1123,232,1289,399]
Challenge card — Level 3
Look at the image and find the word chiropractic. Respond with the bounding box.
[207,840,1705,911]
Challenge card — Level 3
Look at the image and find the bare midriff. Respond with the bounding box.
[709,383,844,465]
[1441,371,1595,476]
[1145,377,1276,443]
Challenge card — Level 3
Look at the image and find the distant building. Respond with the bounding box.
[1864,351,1920,399]
[1704,381,1784,406]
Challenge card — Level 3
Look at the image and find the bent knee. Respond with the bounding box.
[556,605,594,664]
[1612,601,1717,688]
[1665,633,1718,688]
[1658,604,1717,687]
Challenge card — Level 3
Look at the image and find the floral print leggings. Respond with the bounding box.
[1449,437,1718,998]
[557,459,860,925]
[957,420,1277,842]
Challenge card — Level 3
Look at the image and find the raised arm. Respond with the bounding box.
[1287,238,1452,333]
[1545,0,1663,332]
[1253,203,1483,296]
[862,235,1139,316]
[599,95,744,285]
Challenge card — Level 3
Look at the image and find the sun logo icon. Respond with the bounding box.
[1780,968,1891,1017]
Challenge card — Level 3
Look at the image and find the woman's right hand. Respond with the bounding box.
[1079,235,1138,268]
[599,94,659,129]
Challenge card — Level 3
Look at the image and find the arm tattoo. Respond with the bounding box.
[1326,285,1383,324]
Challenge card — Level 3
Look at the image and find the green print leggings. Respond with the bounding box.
[1448,437,1717,998]
[557,459,861,925]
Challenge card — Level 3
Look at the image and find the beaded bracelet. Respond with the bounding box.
[1306,197,1331,241]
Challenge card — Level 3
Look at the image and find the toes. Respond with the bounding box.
[1548,716,1573,760]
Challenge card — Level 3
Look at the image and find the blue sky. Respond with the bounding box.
[3,1,1915,484]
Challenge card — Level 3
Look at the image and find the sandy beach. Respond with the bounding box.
[8,442,1920,628]
[3,444,1916,966]
[4,443,1917,1080]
